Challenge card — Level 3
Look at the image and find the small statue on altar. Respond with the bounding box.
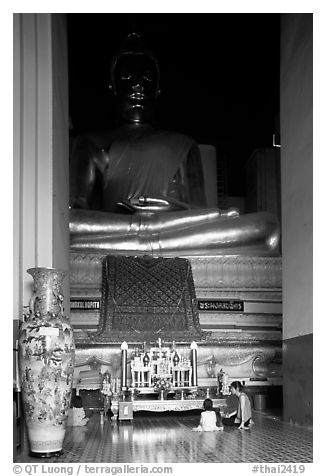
[102,370,112,395]
[217,368,230,396]
[101,370,112,417]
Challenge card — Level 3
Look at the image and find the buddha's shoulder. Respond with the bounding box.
[73,126,196,150]
[73,129,117,148]
[154,128,196,145]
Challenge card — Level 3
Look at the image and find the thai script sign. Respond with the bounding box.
[197,300,244,312]
[70,299,101,311]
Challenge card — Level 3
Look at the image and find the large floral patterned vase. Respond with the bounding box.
[18,267,75,457]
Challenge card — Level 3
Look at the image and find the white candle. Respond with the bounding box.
[121,341,128,389]
[190,341,198,386]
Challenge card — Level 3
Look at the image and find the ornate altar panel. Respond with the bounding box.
[93,255,203,343]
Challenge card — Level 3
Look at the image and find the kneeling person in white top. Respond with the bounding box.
[192,398,224,432]
[67,395,89,427]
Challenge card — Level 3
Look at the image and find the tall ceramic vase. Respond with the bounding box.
[18,267,75,457]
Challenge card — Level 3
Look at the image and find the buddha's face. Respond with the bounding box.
[112,53,159,124]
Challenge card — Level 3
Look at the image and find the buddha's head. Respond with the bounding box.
[110,33,160,124]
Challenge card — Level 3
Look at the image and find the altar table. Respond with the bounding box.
[111,397,227,420]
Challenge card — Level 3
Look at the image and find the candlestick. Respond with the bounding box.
[121,341,128,390]
[190,341,198,386]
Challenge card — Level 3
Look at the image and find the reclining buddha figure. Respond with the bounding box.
[70,33,280,256]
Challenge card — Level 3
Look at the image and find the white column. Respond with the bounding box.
[13,13,69,320]
[281,14,312,340]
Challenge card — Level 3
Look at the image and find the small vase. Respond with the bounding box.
[18,267,75,457]
[173,352,180,366]
[160,390,164,401]
[143,352,150,367]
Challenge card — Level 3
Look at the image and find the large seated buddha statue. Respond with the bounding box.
[69,33,280,256]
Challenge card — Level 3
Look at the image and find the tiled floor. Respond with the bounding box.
[14,409,313,463]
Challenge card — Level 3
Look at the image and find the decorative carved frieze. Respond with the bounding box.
[187,256,282,290]
[199,313,282,328]
[71,312,282,332]
[70,252,106,287]
[196,290,282,301]
[70,253,282,291]
[207,330,282,343]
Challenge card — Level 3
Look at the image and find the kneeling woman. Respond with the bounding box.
[222,381,253,430]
